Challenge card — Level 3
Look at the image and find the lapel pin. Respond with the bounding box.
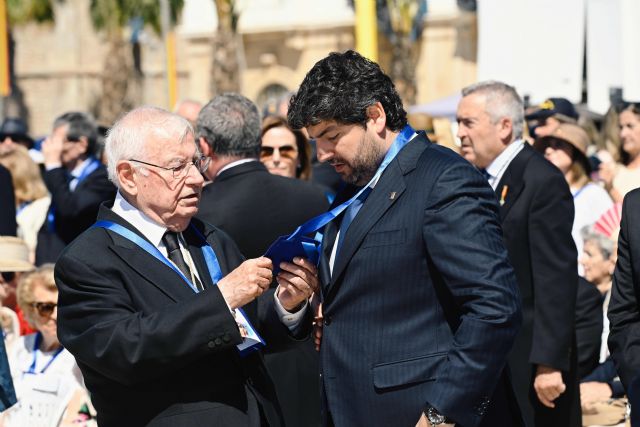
[500,185,509,206]
[389,191,397,200]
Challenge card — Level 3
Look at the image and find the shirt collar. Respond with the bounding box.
[111,191,168,248]
[486,139,524,180]
[217,158,258,177]
[70,157,92,178]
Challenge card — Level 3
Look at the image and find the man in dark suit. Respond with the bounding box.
[287,50,522,427]
[195,93,328,426]
[0,164,17,235]
[55,106,319,427]
[36,112,116,265]
[457,81,580,427]
[608,188,640,419]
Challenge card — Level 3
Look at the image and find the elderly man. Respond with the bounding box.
[55,107,318,427]
[36,112,116,265]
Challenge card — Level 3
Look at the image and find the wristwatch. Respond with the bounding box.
[424,406,452,426]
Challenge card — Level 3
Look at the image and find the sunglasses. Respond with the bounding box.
[260,145,298,160]
[31,302,57,317]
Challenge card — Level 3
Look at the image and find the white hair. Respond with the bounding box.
[462,80,525,140]
[105,106,194,188]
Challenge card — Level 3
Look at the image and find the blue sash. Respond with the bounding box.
[264,125,416,271]
[92,220,264,356]
[47,157,101,232]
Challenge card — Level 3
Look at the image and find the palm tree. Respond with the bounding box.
[89,0,184,125]
[210,0,240,97]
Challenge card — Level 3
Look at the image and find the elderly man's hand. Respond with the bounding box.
[217,257,273,309]
[276,257,319,312]
[534,365,566,408]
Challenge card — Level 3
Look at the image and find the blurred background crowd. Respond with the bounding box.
[0,0,638,426]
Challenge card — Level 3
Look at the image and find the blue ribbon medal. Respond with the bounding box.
[92,221,264,356]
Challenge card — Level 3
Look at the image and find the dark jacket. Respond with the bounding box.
[197,160,328,427]
[496,144,580,427]
[56,205,307,427]
[318,135,522,427]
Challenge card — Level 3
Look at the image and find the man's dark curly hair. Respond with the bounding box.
[287,50,407,132]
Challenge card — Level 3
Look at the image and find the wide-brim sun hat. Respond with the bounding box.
[0,236,34,272]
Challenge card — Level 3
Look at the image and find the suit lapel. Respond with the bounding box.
[495,145,534,221]
[97,206,197,301]
[329,163,406,286]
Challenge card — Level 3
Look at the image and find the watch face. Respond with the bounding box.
[427,407,445,425]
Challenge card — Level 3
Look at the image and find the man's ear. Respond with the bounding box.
[78,137,89,155]
[365,102,387,134]
[199,137,212,157]
[497,117,514,142]
[116,160,138,196]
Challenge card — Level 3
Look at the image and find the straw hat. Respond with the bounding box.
[0,236,34,272]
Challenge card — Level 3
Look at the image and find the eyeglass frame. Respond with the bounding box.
[30,301,57,318]
[259,144,298,160]
[128,156,211,179]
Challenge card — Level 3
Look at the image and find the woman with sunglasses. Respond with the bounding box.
[534,123,613,273]
[599,102,640,202]
[3,265,90,426]
[260,115,313,180]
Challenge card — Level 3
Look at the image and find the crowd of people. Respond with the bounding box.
[0,49,637,427]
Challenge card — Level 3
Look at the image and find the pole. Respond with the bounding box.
[355,0,378,62]
[160,0,177,108]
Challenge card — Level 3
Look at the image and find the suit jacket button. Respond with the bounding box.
[324,316,332,326]
[207,340,215,349]
[215,337,223,346]
[223,334,231,343]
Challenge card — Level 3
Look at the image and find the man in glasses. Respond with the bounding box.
[195,93,328,427]
[55,106,318,427]
[35,112,116,265]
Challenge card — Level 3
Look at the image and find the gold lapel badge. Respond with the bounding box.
[500,185,509,206]
[389,191,397,200]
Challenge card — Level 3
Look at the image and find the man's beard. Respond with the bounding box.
[343,132,386,186]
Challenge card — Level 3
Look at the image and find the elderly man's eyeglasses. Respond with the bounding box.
[31,302,57,317]
[129,156,211,179]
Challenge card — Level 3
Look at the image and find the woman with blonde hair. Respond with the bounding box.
[599,101,640,202]
[0,146,50,261]
[3,265,91,426]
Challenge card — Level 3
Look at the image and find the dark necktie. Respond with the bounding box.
[335,186,373,258]
[479,168,491,181]
[162,231,203,291]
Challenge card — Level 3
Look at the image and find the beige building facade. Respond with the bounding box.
[10,0,477,136]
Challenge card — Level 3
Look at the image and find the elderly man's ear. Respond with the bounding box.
[116,161,138,196]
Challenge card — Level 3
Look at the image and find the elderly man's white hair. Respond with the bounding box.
[105,106,194,188]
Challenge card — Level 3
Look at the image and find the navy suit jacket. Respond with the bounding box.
[318,134,522,427]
